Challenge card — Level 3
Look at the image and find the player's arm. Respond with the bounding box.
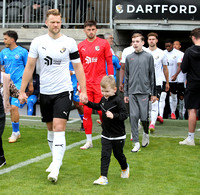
[119,63,125,92]
[123,59,129,103]
[104,41,114,75]
[163,65,169,91]
[19,57,37,103]
[171,62,181,81]
[72,62,88,104]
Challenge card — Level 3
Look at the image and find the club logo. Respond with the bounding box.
[116,4,123,13]
[95,46,100,51]
[60,47,66,53]
[15,54,19,59]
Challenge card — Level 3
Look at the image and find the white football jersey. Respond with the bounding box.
[29,34,80,95]
[146,48,167,86]
[121,45,148,63]
[177,50,186,83]
[164,48,182,82]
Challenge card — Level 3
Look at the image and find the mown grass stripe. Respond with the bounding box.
[0,135,101,175]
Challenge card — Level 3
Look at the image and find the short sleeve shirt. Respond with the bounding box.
[29,34,80,95]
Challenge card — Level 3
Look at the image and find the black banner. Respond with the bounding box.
[113,0,200,20]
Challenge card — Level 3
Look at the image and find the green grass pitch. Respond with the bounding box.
[0,114,200,195]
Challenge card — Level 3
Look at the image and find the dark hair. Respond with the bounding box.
[96,34,105,39]
[190,28,200,39]
[165,39,173,44]
[3,30,18,42]
[84,20,97,28]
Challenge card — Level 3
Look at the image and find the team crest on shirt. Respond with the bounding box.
[15,54,19,59]
[173,56,177,59]
[60,47,66,53]
[155,56,159,60]
[95,46,100,51]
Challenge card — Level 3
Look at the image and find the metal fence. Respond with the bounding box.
[0,0,112,28]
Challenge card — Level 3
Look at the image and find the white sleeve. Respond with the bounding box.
[28,38,39,59]
[69,38,81,64]
[121,48,127,63]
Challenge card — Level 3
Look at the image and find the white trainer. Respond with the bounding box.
[80,141,93,150]
[93,176,108,185]
[142,133,149,147]
[179,137,195,146]
[121,164,129,178]
[46,162,53,173]
[48,168,59,183]
[8,132,21,143]
[131,142,140,152]
[46,162,63,173]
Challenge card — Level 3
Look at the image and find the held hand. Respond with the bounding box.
[124,96,129,103]
[27,83,34,96]
[18,91,28,104]
[79,92,88,104]
[106,111,113,119]
[119,84,124,93]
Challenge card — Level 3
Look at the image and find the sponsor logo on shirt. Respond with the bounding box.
[85,56,98,64]
[44,56,53,66]
[44,56,62,66]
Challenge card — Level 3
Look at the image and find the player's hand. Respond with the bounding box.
[151,96,157,103]
[124,96,129,103]
[171,75,177,81]
[165,83,170,92]
[28,82,34,96]
[18,91,28,104]
[106,111,113,119]
[79,92,88,104]
[119,84,124,93]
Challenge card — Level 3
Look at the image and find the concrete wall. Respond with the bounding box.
[0,28,114,44]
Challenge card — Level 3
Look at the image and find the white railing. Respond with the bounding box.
[0,0,112,28]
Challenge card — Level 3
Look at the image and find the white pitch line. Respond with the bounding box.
[0,135,101,175]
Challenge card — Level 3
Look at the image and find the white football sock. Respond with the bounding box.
[47,130,54,152]
[52,131,66,170]
[188,132,194,141]
[170,93,177,114]
[86,134,92,142]
[150,100,158,126]
[159,92,166,117]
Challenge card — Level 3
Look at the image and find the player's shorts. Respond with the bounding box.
[10,97,23,108]
[163,82,178,94]
[72,86,79,102]
[177,83,185,97]
[155,85,162,99]
[40,91,73,122]
[184,89,200,109]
